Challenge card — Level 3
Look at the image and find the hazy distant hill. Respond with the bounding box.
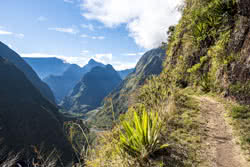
[0,56,73,165]
[61,64,122,113]
[24,57,71,79]
[0,41,55,103]
[44,59,105,102]
[118,68,135,80]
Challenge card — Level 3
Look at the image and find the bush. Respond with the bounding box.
[119,106,168,164]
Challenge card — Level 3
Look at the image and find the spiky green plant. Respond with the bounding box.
[119,107,168,162]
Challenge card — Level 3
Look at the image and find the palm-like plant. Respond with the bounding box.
[119,107,168,162]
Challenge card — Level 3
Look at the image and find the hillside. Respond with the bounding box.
[86,0,250,166]
[0,57,74,165]
[89,47,166,127]
[61,65,122,113]
[24,57,71,79]
[44,59,105,102]
[118,68,135,80]
[0,41,55,103]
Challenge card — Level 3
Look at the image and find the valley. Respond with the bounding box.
[0,0,250,166]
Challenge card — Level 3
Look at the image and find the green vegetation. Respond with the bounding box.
[120,107,168,164]
[228,104,250,155]
[85,0,250,166]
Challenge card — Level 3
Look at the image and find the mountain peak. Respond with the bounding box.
[88,58,98,65]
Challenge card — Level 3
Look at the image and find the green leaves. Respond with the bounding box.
[191,0,237,47]
[119,107,168,161]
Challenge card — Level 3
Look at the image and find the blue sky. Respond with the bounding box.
[0,0,181,70]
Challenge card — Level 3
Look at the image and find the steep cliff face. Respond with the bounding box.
[0,42,55,103]
[164,0,250,104]
[0,57,73,165]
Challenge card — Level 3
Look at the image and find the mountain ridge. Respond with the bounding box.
[0,41,55,103]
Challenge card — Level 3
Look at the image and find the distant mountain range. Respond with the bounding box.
[24,57,71,79]
[0,41,55,103]
[0,56,74,165]
[23,57,134,103]
[44,59,106,102]
[61,64,122,113]
[89,47,166,127]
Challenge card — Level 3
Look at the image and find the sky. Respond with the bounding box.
[0,0,181,70]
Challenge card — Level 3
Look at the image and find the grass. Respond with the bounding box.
[227,104,250,157]
[86,87,206,167]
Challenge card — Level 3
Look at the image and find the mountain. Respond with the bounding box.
[24,57,71,79]
[0,57,73,165]
[61,65,122,113]
[118,68,135,80]
[0,41,55,103]
[44,59,105,103]
[89,48,166,127]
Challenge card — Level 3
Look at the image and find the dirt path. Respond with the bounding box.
[196,96,249,167]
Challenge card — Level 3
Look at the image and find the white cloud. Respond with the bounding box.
[0,30,13,35]
[48,26,78,34]
[21,52,136,70]
[81,23,95,31]
[123,52,145,56]
[80,34,105,40]
[81,0,182,49]
[0,27,24,38]
[91,36,105,40]
[38,16,48,21]
[64,0,74,3]
[7,44,13,48]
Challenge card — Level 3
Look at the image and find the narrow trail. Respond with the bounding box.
[196,96,249,167]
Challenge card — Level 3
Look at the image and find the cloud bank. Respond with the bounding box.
[81,0,182,49]
[21,52,135,70]
[0,27,24,38]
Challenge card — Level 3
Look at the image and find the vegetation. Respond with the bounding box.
[85,0,250,166]
[119,106,168,165]
[227,104,250,156]
[2,0,250,166]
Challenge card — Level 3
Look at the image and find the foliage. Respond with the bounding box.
[137,75,169,109]
[64,120,95,166]
[119,106,168,164]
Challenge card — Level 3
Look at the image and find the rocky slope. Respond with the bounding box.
[0,41,55,103]
[44,59,105,102]
[61,65,122,113]
[0,57,73,165]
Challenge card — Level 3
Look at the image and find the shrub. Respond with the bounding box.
[119,106,168,164]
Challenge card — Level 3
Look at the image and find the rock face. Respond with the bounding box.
[61,65,122,113]
[44,59,105,103]
[24,57,71,79]
[0,41,55,103]
[163,0,250,104]
[237,0,250,17]
[0,57,73,165]
[89,48,166,126]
